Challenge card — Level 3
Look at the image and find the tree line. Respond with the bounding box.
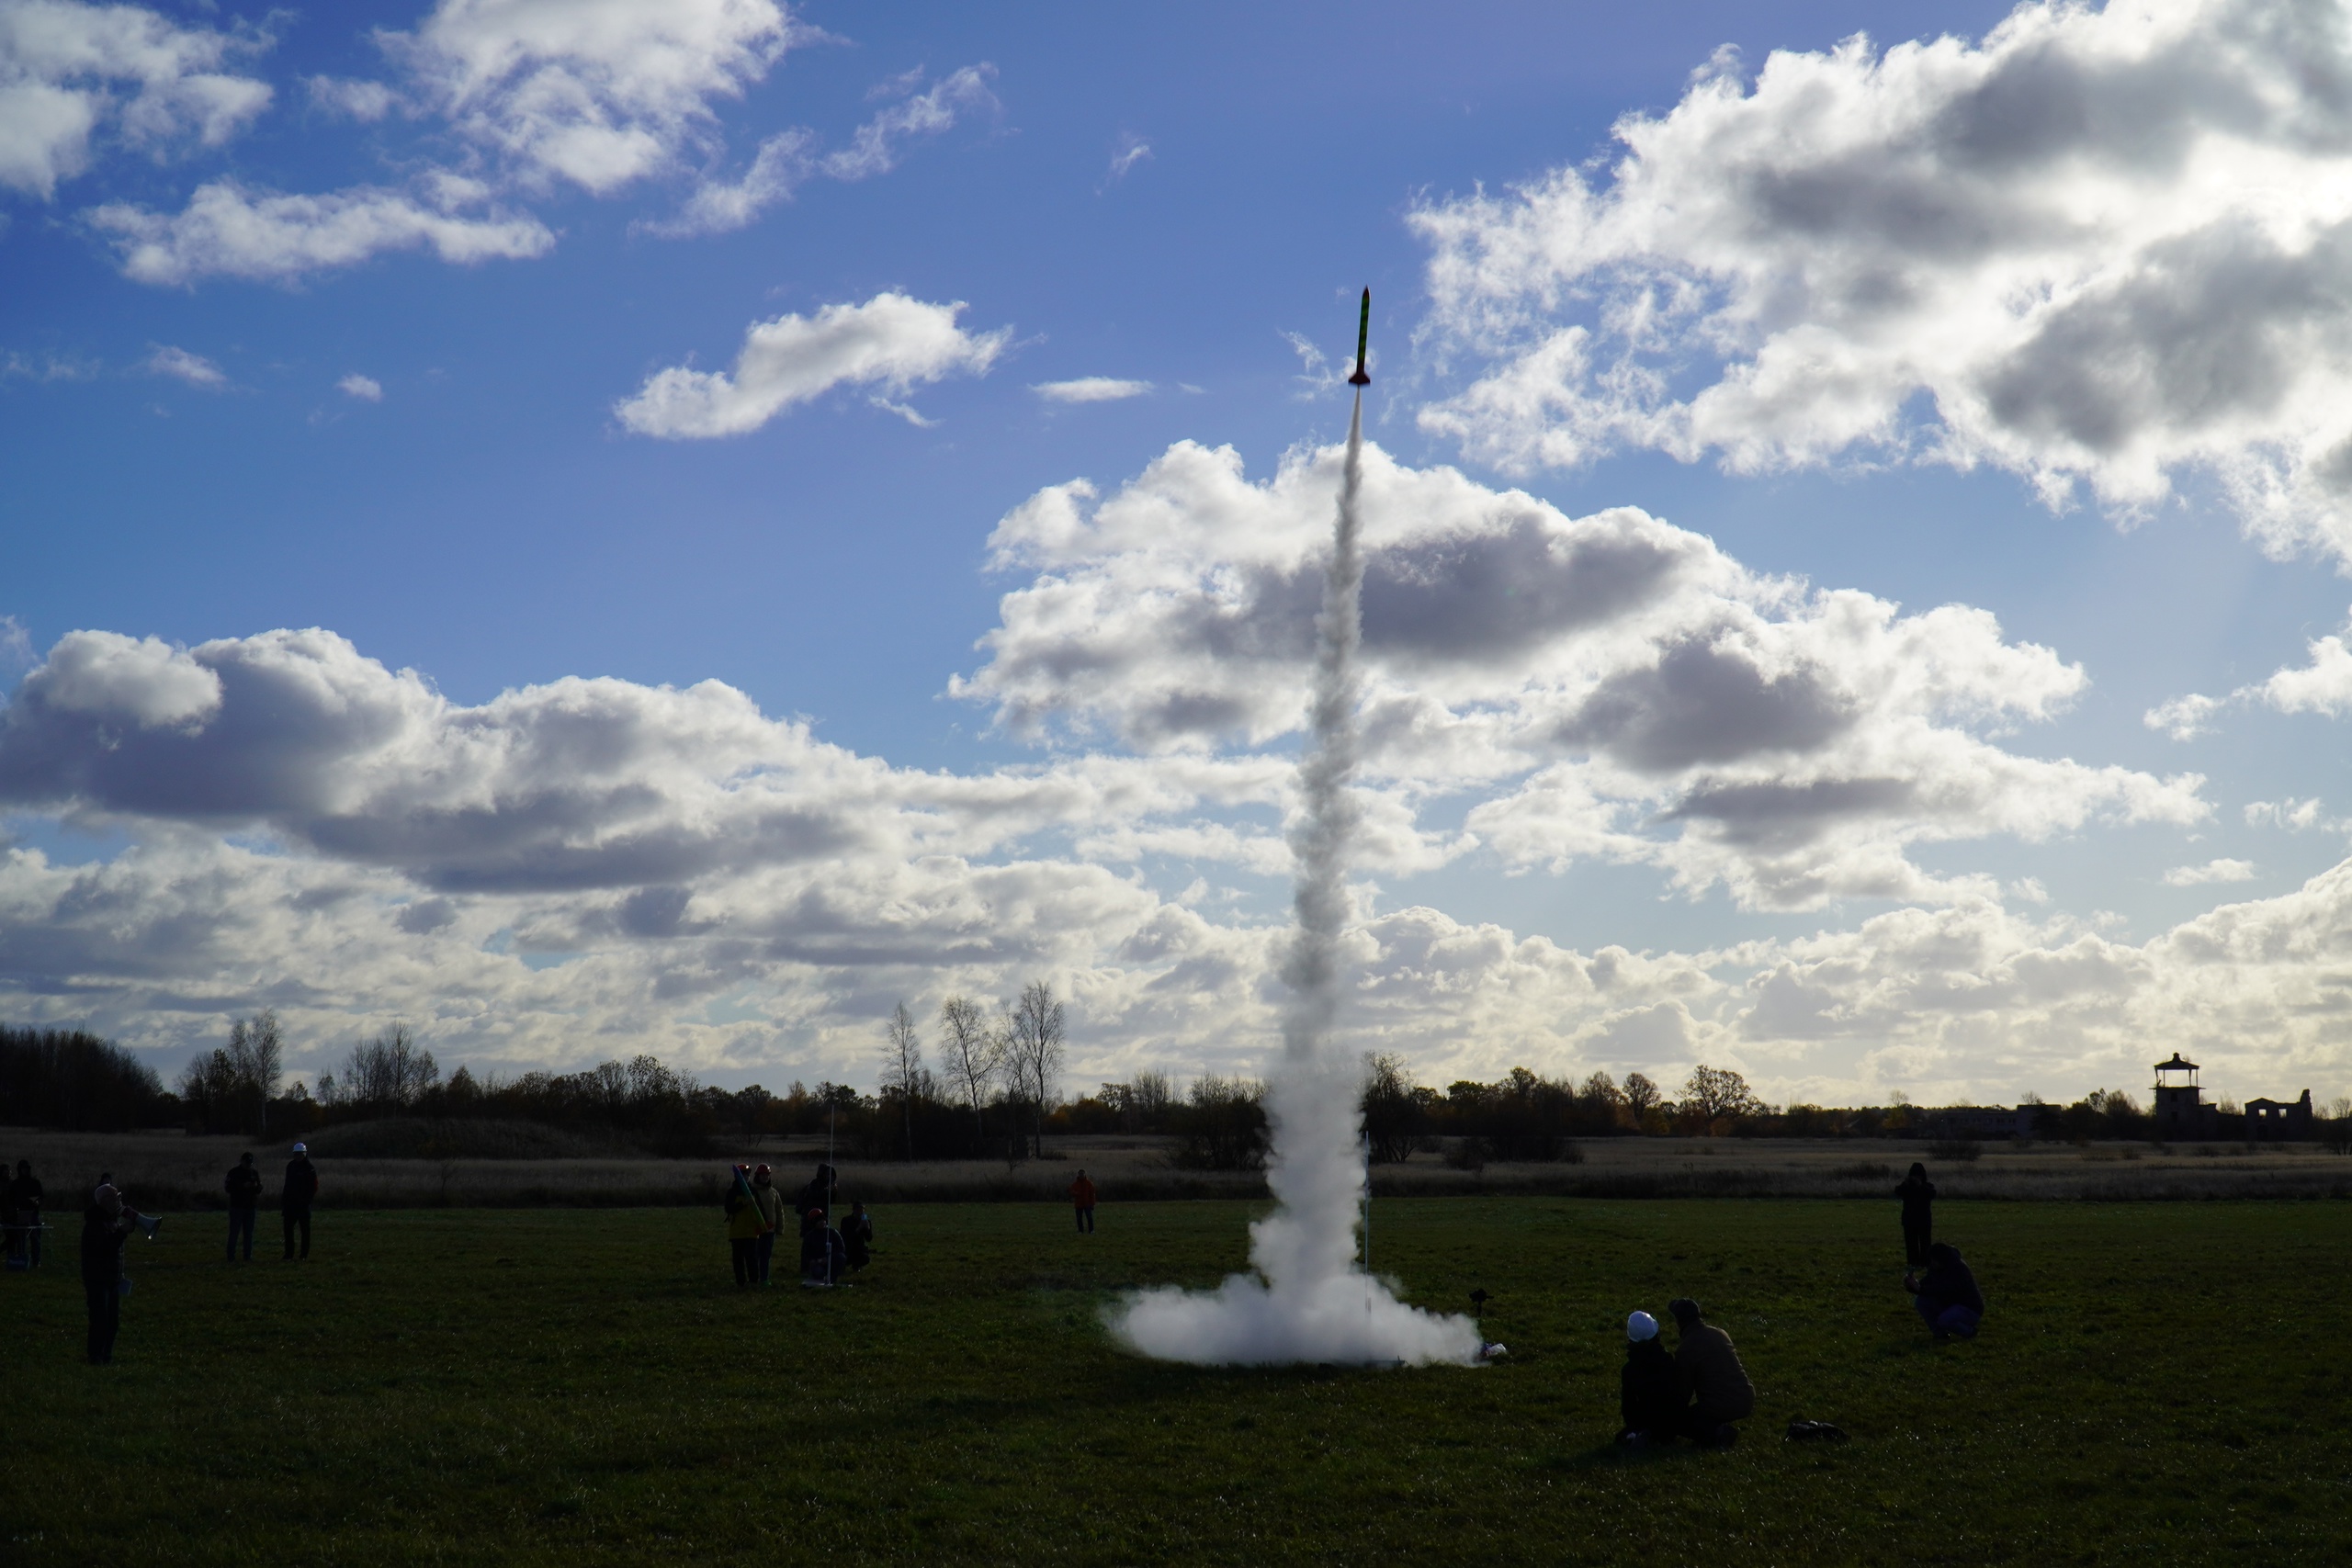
[8,1010,2349,1158]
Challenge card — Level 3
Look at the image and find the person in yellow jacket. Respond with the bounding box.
[723,1165,766,1287]
[750,1165,786,1285]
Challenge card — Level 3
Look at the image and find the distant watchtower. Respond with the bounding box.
[2153,1054,2218,1139]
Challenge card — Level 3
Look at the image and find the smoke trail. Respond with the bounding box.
[1112,392,1482,1367]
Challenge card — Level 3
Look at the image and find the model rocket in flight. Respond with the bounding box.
[1348,288,1371,386]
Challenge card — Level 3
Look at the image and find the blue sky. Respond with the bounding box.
[6,0,2352,1110]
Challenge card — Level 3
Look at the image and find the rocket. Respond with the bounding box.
[1348,287,1371,386]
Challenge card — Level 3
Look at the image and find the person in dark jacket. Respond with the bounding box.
[81,1183,137,1365]
[281,1144,318,1259]
[1894,1163,1936,1266]
[841,1202,875,1271]
[1668,1298,1755,1446]
[799,1206,848,1285]
[1617,1310,1688,1444]
[224,1153,263,1262]
[1905,1242,1984,1339]
[792,1163,836,1226]
[749,1166,786,1285]
[6,1159,41,1268]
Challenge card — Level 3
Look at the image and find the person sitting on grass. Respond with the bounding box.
[1905,1242,1984,1340]
[1668,1297,1755,1447]
[1617,1310,1687,1446]
[841,1202,875,1271]
[799,1206,848,1286]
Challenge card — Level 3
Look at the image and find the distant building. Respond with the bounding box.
[2152,1054,2220,1140]
[2154,1055,2312,1141]
[2245,1091,2315,1141]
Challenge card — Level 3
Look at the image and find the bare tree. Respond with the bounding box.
[1004,979,1067,1158]
[333,1021,437,1111]
[179,1010,285,1135]
[882,1000,925,1161]
[938,996,1001,1146]
[1128,1070,1173,1125]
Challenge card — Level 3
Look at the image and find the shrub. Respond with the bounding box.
[1928,1138,1983,1163]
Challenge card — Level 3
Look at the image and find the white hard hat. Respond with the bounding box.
[1626,1311,1659,1342]
[291,1142,307,1154]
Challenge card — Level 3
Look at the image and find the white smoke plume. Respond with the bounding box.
[1112,391,1483,1367]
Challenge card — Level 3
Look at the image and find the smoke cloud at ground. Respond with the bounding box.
[1113,392,1482,1366]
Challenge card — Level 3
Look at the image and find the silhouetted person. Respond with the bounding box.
[1894,1163,1936,1266]
[224,1153,262,1262]
[6,1159,40,1268]
[1668,1298,1754,1446]
[1905,1242,1984,1340]
[1618,1310,1687,1445]
[842,1202,874,1270]
[799,1206,847,1285]
[724,1165,763,1287]
[1068,1169,1097,1233]
[750,1166,787,1284]
[793,1163,836,1226]
[81,1183,136,1365]
[281,1144,318,1259]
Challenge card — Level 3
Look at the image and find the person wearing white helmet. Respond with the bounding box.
[1617,1310,1688,1445]
[281,1143,318,1260]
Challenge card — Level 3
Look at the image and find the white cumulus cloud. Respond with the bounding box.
[381,0,805,196]
[956,436,2206,909]
[1412,0,2352,563]
[616,290,1010,438]
[2148,607,2352,737]
[89,177,553,285]
[655,63,995,237]
[337,373,382,401]
[0,0,272,199]
[141,343,220,386]
[2165,858,2256,886]
[1034,377,1150,404]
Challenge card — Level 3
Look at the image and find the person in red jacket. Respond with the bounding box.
[1068,1170,1097,1234]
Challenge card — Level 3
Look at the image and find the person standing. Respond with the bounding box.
[792,1162,836,1227]
[1667,1298,1755,1447]
[723,1166,763,1287]
[1894,1163,1936,1266]
[749,1166,785,1285]
[81,1183,136,1365]
[224,1153,262,1262]
[6,1159,39,1268]
[281,1143,318,1260]
[1068,1169,1097,1234]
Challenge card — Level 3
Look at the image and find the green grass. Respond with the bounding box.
[6,1199,2347,1565]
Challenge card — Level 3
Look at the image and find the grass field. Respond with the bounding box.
[6,1198,2348,1565]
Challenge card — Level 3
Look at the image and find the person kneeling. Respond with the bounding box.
[799,1207,849,1286]
[1905,1242,1984,1340]
[1668,1297,1755,1448]
[1617,1310,1686,1446]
